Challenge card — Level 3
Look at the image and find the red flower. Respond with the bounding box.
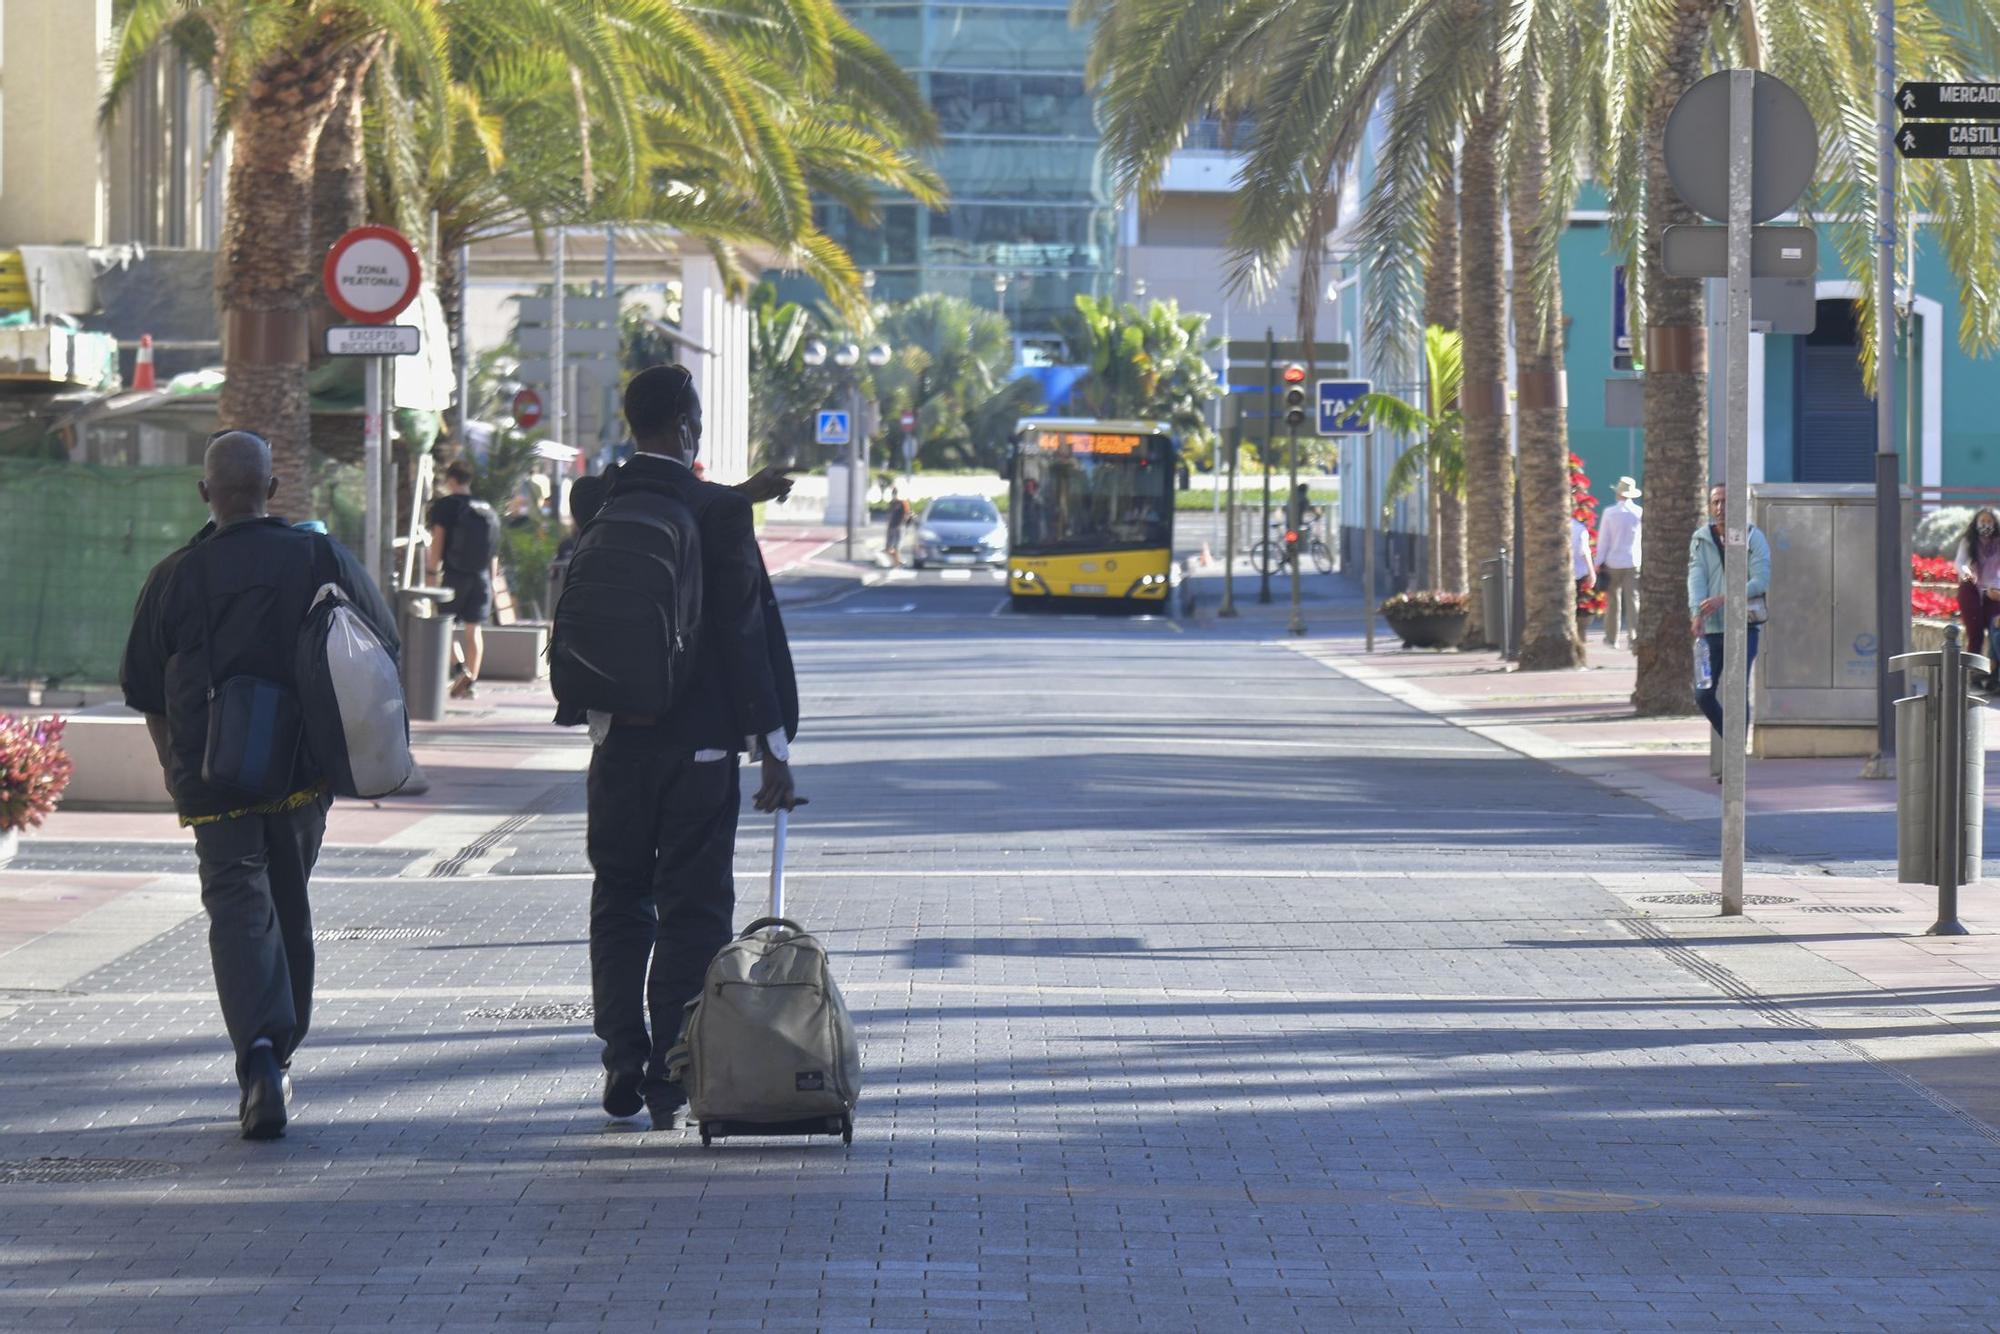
[0,713,73,832]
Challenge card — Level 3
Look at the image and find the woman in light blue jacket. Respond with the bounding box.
[1687,483,1772,737]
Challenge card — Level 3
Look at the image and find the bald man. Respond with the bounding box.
[122,430,397,1141]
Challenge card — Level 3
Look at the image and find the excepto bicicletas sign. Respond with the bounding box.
[322,225,421,325]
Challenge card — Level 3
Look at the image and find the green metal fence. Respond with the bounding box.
[0,460,207,685]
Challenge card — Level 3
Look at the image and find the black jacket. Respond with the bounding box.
[555,454,798,751]
[121,517,400,819]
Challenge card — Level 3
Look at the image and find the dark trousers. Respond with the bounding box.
[190,797,328,1080]
[1958,581,1996,658]
[585,727,741,1093]
[1695,627,1762,737]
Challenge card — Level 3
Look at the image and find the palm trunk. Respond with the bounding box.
[1511,81,1584,670]
[216,33,352,519]
[1459,64,1510,646]
[1631,2,1720,714]
[1424,146,1465,593]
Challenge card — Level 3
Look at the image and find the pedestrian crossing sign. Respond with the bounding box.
[816,410,851,445]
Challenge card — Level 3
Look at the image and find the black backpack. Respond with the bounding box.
[549,476,703,716]
[446,497,500,575]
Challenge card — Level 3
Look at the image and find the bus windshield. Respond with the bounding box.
[1011,429,1173,554]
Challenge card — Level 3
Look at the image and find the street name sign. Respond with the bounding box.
[322,225,420,325]
[1316,379,1371,436]
[1225,339,1349,366]
[325,324,420,357]
[1661,224,1817,279]
[1896,82,2000,119]
[816,410,850,445]
[1896,121,2000,159]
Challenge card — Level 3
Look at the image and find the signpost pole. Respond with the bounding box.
[1721,69,1755,918]
[1260,328,1274,605]
[1221,408,1239,617]
[1364,431,1376,654]
[364,355,384,594]
[1873,0,1905,779]
[1287,416,1304,636]
[552,226,566,448]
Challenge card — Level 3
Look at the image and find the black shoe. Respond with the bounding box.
[239,1047,287,1141]
[645,1085,687,1131]
[603,1067,645,1120]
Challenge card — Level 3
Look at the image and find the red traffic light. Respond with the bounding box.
[1281,362,1307,384]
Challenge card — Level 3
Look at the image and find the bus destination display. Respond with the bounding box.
[1031,430,1144,456]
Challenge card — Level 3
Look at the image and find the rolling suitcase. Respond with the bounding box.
[667,811,862,1146]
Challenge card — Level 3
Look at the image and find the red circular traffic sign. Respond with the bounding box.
[513,388,544,429]
[899,410,917,432]
[322,225,421,325]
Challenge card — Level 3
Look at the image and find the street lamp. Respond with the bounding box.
[1134,277,1148,302]
[862,270,877,301]
[993,272,1009,321]
[802,339,828,367]
[866,343,892,368]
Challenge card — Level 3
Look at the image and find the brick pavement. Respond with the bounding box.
[3,578,2000,1329]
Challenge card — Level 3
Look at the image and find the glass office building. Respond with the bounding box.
[804,0,1117,342]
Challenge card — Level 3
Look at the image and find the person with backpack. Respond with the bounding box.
[425,459,501,700]
[551,364,804,1130]
[121,431,399,1140]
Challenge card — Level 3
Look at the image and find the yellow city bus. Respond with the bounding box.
[1007,417,1177,610]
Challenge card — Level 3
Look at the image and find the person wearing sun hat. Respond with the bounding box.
[1597,475,1643,648]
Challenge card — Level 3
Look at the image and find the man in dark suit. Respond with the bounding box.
[568,365,802,1129]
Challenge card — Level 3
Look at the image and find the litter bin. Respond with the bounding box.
[398,587,454,723]
[1894,652,1986,887]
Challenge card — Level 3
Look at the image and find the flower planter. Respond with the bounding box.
[0,827,16,869]
[1385,609,1468,650]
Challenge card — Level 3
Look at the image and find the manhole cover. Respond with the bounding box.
[1801,904,1899,915]
[0,1157,179,1185]
[1390,1187,1656,1214]
[1638,893,1796,906]
[466,1001,594,1021]
[316,927,446,942]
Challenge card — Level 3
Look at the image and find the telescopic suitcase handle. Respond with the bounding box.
[770,808,786,920]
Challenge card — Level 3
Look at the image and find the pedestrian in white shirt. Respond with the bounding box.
[1570,515,1596,630]
[1597,477,1643,648]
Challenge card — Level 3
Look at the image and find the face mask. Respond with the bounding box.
[1981,520,1996,537]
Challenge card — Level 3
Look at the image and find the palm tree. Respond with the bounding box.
[1064,295,1222,460]
[868,295,1038,469]
[1599,0,2000,712]
[1358,325,1463,542]
[107,0,449,513]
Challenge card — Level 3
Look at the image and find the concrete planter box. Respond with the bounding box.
[49,705,172,811]
[481,623,548,681]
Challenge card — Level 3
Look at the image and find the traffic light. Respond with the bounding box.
[1282,362,1307,427]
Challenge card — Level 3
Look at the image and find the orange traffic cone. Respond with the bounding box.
[133,334,156,391]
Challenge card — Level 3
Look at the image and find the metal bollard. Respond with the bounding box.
[1478,553,1510,653]
[1891,626,1988,935]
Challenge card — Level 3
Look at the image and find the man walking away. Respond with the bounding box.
[558,365,804,1131]
[1688,482,1772,740]
[426,460,500,699]
[1598,477,1643,648]
[122,432,398,1140]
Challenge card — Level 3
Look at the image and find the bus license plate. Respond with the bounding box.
[1070,582,1105,594]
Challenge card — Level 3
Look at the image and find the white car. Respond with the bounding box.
[911,495,1007,568]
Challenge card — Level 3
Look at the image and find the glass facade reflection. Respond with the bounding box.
[781,0,1116,340]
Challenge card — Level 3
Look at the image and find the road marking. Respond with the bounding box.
[844,602,917,614]
[941,569,972,582]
